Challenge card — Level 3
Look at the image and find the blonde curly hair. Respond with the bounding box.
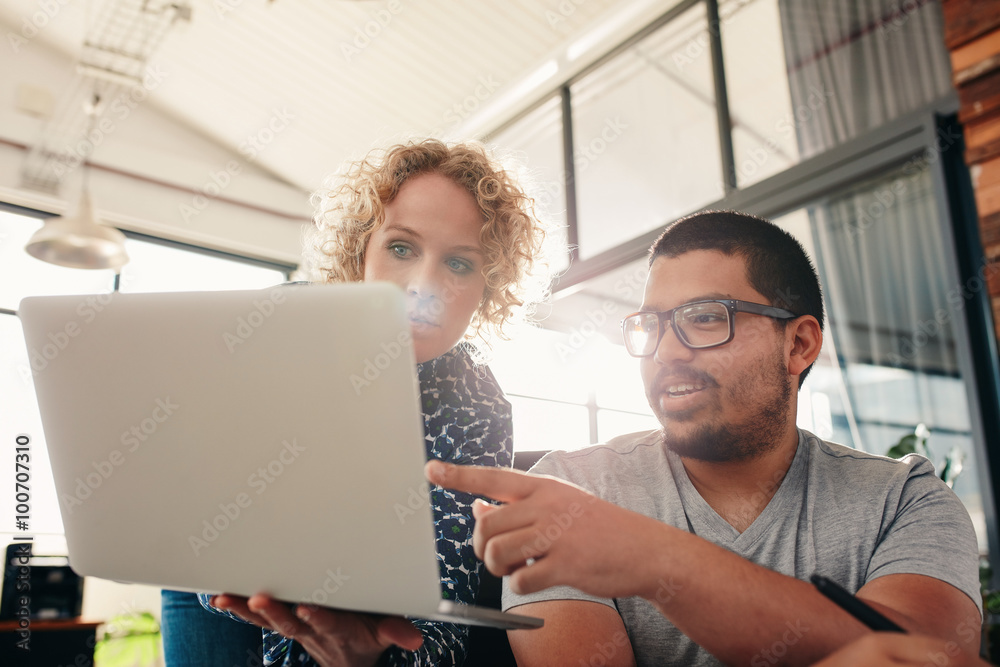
[303,139,552,342]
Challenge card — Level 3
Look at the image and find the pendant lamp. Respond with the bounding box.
[24,94,129,270]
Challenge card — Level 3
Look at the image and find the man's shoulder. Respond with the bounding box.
[528,430,665,483]
[800,429,939,484]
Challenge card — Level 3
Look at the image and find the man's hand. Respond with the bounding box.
[811,633,989,666]
[424,459,671,601]
[210,593,423,667]
[426,460,983,665]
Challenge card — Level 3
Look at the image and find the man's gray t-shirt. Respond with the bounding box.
[502,429,982,666]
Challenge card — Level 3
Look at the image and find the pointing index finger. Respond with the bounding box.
[425,460,538,503]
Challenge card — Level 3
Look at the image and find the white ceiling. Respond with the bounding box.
[0,0,675,194]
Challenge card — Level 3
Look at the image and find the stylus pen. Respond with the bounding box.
[810,574,906,633]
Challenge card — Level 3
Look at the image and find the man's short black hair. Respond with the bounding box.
[649,210,825,385]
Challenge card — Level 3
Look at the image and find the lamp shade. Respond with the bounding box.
[25,191,129,270]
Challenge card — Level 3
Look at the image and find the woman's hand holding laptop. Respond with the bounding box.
[211,593,423,667]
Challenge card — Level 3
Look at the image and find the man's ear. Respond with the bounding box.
[787,316,823,378]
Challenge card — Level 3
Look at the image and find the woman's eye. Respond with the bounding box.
[447,258,473,273]
[388,244,412,258]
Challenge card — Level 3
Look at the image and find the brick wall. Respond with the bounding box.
[942,0,1000,339]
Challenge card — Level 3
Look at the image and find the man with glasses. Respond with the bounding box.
[426,210,982,665]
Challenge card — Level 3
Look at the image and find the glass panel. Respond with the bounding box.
[508,396,590,452]
[781,0,952,159]
[720,0,800,187]
[119,239,285,293]
[723,0,952,187]
[571,2,722,259]
[773,161,988,553]
[489,258,657,451]
[489,96,570,274]
[489,325,592,405]
[0,211,115,310]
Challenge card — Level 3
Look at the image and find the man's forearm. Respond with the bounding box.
[648,530,862,664]
[641,525,952,666]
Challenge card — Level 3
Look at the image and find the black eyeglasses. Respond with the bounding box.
[621,299,798,357]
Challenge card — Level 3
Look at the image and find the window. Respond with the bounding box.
[0,210,287,548]
[489,96,571,274]
[485,0,996,569]
[721,0,953,187]
[571,2,722,259]
[490,260,659,452]
[774,162,990,552]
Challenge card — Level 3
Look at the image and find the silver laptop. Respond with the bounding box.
[18,282,541,630]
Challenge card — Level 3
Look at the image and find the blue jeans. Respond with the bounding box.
[161,589,263,667]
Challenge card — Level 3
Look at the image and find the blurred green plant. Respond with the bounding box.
[94,610,161,667]
[981,560,1000,660]
[885,423,966,488]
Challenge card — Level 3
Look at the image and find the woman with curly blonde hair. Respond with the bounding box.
[308,138,549,355]
[202,138,553,667]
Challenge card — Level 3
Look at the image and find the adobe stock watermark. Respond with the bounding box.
[877,0,929,39]
[9,542,30,651]
[7,0,73,54]
[393,481,436,524]
[922,614,982,665]
[750,619,810,666]
[339,0,404,62]
[349,330,412,395]
[429,74,503,137]
[305,567,351,607]
[576,580,679,666]
[62,397,181,514]
[222,288,288,353]
[845,126,962,242]
[531,115,630,214]
[716,85,835,193]
[887,260,1000,367]
[898,124,963,180]
[180,107,295,224]
[556,265,646,362]
[47,65,169,181]
[25,275,137,378]
[544,0,590,29]
[843,178,907,240]
[212,0,255,20]
[519,500,592,562]
[671,0,752,70]
[578,630,630,667]
[575,117,629,173]
[189,438,306,556]
[349,278,465,394]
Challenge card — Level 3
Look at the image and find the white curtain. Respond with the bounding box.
[775,0,981,550]
[778,0,953,158]
[810,164,958,377]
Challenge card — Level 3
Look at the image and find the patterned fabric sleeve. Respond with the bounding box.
[278,345,513,667]
[197,592,256,624]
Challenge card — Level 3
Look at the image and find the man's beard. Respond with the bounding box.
[657,345,792,463]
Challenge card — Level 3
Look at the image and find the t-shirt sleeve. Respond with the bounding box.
[865,455,983,617]
[499,451,618,613]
